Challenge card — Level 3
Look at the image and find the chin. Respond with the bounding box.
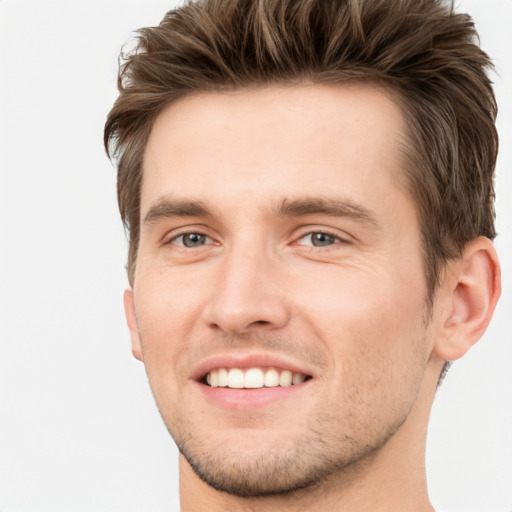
[170,417,399,498]
[180,443,339,497]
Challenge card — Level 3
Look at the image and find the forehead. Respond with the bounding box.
[141,84,409,216]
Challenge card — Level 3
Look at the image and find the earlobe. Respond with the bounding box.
[434,237,501,361]
[123,288,143,362]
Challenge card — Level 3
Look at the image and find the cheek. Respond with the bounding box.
[302,271,429,431]
[133,270,209,378]
[295,262,429,380]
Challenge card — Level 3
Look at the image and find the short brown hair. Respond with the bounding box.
[105,0,498,304]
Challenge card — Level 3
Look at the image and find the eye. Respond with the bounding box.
[297,232,341,247]
[171,232,212,248]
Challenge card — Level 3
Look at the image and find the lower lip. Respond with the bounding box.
[196,381,310,409]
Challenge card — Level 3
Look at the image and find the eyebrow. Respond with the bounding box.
[143,199,212,224]
[142,196,380,229]
[276,197,380,228]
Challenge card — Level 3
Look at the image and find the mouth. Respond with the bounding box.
[203,367,312,389]
[192,353,316,408]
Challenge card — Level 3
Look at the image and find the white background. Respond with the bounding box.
[0,1,510,511]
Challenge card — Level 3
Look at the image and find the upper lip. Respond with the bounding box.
[191,351,316,382]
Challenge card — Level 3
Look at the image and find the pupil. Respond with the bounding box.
[312,233,334,246]
[184,233,205,247]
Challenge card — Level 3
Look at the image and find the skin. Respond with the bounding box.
[124,84,500,511]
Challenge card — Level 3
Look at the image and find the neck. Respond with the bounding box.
[179,362,442,512]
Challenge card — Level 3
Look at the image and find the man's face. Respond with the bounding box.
[127,84,436,496]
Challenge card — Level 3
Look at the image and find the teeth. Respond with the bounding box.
[292,372,306,385]
[264,368,279,387]
[279,370,293,387]
[245,368,265,388]
[205,367,308,389]
[227,368,244,388]
[218,368,228,387]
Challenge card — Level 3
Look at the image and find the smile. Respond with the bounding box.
[205,367,310,389]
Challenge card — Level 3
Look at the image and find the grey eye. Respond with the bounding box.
[297,232,339,247]
[310,232,337,246]
[174,233,209,247]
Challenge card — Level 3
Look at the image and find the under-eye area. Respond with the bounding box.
[202,367,312,389]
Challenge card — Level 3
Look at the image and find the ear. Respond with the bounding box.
[123,288,143,361]
[434,237,501,361]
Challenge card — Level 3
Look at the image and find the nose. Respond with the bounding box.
[204,243,291,335]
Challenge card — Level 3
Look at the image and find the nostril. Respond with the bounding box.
[205,293,291,334]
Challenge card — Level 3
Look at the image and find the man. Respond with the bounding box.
[104,0,501,510]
